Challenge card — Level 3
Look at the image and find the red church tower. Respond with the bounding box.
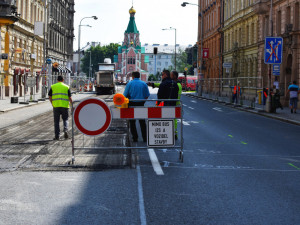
[114,6,149,82]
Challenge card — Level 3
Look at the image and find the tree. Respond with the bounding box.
[170,48,192,74]
[148,74,157,81]
[81,43,120,77]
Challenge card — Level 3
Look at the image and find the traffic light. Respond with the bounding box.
[154,47,158,55]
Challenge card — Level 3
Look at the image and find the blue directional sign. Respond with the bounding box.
[273,64,280,76]
[46,58,52,64]
[264,37,283,64]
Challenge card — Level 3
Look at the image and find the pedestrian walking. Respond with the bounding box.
[123,71,150,142]
[286,81,300,113]
[48,75,73,140]
[170,70,182,140]
[157,70,179,107]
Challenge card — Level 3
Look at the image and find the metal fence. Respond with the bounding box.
[200,77,265,109]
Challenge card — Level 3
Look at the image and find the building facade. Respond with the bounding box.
[255,0,300,105]
[47,0,74,74]
[142,44,189,75]
[0,0,45,98]
[222,0,259,98]
[198,0,223,83]
[114,7,149,82]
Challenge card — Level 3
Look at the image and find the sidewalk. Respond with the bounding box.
[185,93,300,126]
[0,92,95,129]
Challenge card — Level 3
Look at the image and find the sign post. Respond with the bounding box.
[264,37,283,112]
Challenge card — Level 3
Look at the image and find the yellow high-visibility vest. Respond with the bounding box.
[51,82,70,108]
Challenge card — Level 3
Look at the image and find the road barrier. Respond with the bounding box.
[70,97,184,165]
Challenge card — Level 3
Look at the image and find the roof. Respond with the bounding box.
[126,15,139,33]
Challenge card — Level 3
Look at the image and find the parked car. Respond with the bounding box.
[178,76,197,91]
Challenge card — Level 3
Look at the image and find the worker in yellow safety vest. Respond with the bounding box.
[48,75,73,140]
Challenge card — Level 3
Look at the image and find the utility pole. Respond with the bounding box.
[199,1,203,97]
[266,0,273,112]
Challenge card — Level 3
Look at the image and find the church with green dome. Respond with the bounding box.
[114,6,149,82]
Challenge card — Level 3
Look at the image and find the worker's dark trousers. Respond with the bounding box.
[129,101,147,141]
[53,107,69,138]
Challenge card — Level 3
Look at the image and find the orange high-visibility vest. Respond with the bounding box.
[233,86,240,94]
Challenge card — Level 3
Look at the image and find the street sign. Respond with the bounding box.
[264,37,283,64]
[273,64,280,76]
[46,58,52,64]
[203,48,209,58]
[73,98,112,136]
[226,68,230,73]
[223,62,232,68]
[148,120,174,147]
[26,77,36,87]
[1,53,8,59]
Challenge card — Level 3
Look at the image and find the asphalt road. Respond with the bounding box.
[0,89,299,225]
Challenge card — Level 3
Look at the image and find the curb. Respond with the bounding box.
[0,100,49,113]
[185,94,300,127]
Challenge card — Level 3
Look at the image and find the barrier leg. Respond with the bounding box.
[180,105,184,163]
[71,103,75,165]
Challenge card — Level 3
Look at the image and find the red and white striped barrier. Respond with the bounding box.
[111,107,181,119]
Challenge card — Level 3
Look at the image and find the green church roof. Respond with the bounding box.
[126,16,139,33]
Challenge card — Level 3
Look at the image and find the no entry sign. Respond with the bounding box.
[73,98,112,136]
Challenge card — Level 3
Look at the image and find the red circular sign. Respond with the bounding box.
[73,98,112,136]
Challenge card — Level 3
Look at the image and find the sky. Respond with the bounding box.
[74,0,199,50]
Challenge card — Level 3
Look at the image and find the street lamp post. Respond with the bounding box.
[181,2,203,97]
[77,16,98,76]
[87,50,92,79]
[162,27,177,70]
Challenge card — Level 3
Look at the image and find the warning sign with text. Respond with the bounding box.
[148,120,174,147]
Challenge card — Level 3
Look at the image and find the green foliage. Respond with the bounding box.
[81,43,120,77]
[148,74,157,81]
[171,48,192,73]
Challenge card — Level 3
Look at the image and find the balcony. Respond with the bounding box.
[0,0,19,23]
[253,0,269,15]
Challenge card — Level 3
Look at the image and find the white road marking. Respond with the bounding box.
[213,107,223,112]
[137,165,147,225]
[190,121,199,124]
[191,100,197,103]
[183,104,187,107]
[182,121,191,126]
[148,149,164,175]
[188,107,195,110]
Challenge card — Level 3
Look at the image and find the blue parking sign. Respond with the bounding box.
[264,37,283,64]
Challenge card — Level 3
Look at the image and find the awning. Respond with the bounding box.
[65,67,72,73]
[58,65,66,73]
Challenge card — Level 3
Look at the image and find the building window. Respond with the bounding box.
[277,11,282,35]
[295,3,300,30]
[286,6,291,25]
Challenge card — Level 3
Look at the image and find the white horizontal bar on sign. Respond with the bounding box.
[162,108,175,118]
[111,107,121,119]
[134,108,148,119]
